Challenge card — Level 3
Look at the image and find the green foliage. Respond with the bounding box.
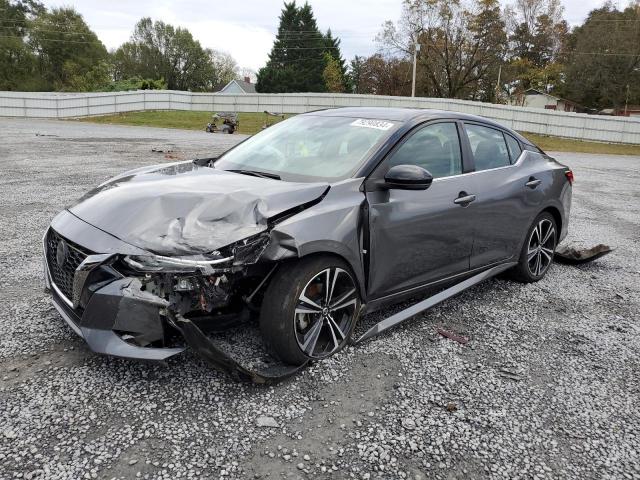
[257,1,347,93]
[112,18,221,92]
[324,29,349,91]
[100,77,167,92]
[0,2,108,91]
[564,3,640,110]
[322,53,345,93]
[29,7,108,90]
[0,0,44,90]
[503,0,570,101]
[347,56,365,94]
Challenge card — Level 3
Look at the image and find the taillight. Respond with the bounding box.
[565,170,574,185]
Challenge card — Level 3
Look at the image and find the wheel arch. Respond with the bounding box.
[295,244,366,301]
[541,205,562,236]
[515,203,564,256]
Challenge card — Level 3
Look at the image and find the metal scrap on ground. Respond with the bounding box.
[555,244,612,265]
[436,328,469,345]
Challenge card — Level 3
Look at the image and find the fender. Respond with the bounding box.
[260,178,368,297]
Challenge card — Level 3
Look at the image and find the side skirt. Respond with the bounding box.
[354,262,517,344]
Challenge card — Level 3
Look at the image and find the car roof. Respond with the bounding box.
[303,107,533,145]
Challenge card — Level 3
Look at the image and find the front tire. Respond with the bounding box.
[511,212,557,283]
[260,256,361,365]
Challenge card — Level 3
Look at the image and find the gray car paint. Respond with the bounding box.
[70,161,329,256]
[43,107,572,364]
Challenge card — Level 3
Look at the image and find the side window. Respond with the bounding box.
[465,124,511,171]
[504,134,522,164]
[386,123,462,179]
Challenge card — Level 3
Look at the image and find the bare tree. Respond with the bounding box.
[208,49,239,90]
[378,0,508,100]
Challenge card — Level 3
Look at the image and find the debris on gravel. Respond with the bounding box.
[0,118,639,480]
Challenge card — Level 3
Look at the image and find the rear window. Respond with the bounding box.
[504,134,522,164]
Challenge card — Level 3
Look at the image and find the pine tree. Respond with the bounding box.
[323,53,345,92]
[324,29,349,91]
[257,1,337,93]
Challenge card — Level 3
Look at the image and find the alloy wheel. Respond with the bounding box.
[527,218,556,277]
[294,267,359,359]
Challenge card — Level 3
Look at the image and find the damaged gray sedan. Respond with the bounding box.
[44,107,575,381]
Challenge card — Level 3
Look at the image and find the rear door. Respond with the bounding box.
[365,121,477,299]
[461,123,543,268]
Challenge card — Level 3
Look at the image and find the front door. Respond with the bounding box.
[365,122,476,300]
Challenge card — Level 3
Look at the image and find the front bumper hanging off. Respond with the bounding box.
[46,272,186,361]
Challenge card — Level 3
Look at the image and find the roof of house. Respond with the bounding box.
[219,79,256,94]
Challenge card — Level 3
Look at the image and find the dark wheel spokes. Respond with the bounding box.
[294,267,358,359]
[527,218,556,277]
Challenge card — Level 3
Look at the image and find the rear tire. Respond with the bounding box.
[510,212,557,283]
[260,256,361,366]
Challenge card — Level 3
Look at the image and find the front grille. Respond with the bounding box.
[46,229,91,304]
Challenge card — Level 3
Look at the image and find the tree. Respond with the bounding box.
[0,0,44,90]
[564,2,640,110]
[378,0,507,100]
[347,55,366,93]
[324,29,349,91]
[347,54,412,96]
[323,53,345,92]
[209,49,239,90]
[503,0,569,99]
[257,1,343,93]
[100,77,167,92]
[112,18,218,91]
[29,7,108,91]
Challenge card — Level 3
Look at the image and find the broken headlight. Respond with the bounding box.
[123,253,233,273]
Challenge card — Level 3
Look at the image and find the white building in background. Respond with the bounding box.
[218,77,257,94]
[509,88,580,112]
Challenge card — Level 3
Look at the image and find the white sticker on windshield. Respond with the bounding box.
[350,119,394,131]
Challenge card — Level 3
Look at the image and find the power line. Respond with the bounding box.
[0,34,102,45]
[0,25,96,37]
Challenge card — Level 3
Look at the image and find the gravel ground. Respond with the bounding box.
[0,117,638,480]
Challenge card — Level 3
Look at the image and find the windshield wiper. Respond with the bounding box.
[225,169,281,180]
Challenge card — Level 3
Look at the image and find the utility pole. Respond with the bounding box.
[411,43,421,97]
[495,64,502,103]
[625,84,630,116]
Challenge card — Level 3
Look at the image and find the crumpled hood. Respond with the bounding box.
[69,162,328,256]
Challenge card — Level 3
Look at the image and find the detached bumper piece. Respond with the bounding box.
[554,244,613,265]
[167,312,307,384]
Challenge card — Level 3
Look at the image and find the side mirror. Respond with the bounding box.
[383,165,433,190]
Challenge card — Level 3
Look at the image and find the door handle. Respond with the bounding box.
[454,193,476,206]
[526,177,542,189]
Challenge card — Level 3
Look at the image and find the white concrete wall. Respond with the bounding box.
[1,90,639,144]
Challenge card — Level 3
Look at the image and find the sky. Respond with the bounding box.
[40,0,612,72]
